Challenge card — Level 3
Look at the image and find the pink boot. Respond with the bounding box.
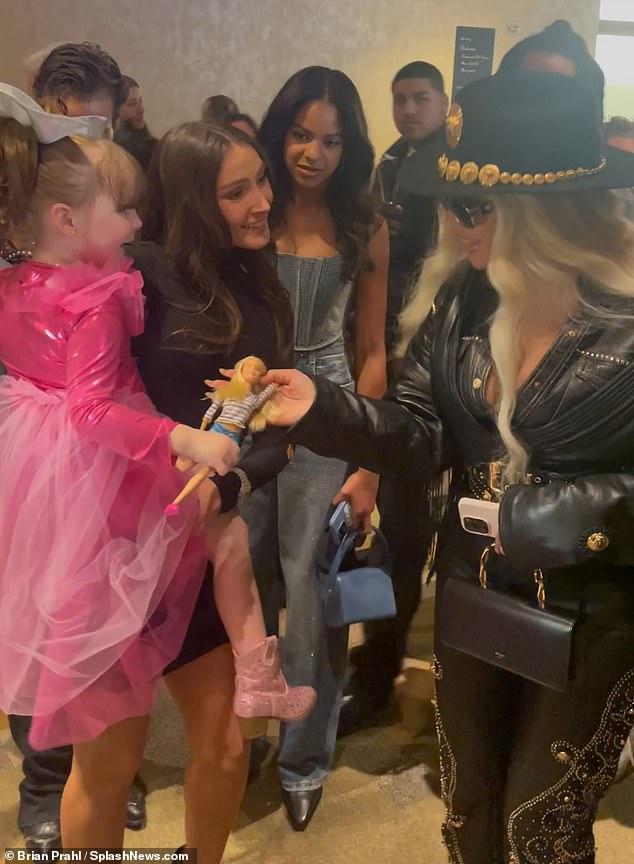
[233,636,316,722]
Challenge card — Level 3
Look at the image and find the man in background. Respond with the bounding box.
[32,41,123,134]
[375,61,447,358]
[605,115,634,154]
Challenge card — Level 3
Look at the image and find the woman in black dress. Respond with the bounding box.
[129,122,294,861]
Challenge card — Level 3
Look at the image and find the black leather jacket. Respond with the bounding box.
[289,268,634,602]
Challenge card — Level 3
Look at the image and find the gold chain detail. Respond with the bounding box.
[533,568,546,610]
[479,542,495,589]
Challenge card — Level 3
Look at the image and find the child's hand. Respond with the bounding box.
[191,429,239,475]
[170,425,239,475]
[175,456,195,472]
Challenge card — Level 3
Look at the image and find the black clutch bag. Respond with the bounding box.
[439,545,576,691]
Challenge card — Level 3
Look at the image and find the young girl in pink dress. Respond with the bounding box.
[0,87,314,762]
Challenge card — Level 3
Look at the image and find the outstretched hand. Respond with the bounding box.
[260,369,316,427]
[207,369,316,428]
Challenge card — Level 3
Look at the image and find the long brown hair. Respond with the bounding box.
[141,121,293,359]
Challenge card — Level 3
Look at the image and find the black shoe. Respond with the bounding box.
[337,688,391,738]
[126,776,147,831]
[281,786,323,831]
[23,820,61,852]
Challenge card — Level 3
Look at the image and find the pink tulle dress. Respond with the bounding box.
[0,260,206,749]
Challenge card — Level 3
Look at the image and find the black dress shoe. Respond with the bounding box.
[126,776,147,831]
[23,820,61,851]
[281,786,323,831]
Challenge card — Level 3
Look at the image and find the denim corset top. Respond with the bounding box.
[276,253,354,387]
[276,253,353,350]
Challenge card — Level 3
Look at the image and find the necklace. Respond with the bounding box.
[0,239,35,265]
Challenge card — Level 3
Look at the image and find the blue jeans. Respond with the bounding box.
[240,445,349,790]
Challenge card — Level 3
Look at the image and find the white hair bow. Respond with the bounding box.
[0,82,108,143]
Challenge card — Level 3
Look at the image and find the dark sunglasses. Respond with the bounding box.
[442,197,494,229]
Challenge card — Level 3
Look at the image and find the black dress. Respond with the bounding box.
[128,241,288,672]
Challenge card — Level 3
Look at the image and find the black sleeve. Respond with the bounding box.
[389,194,438,275]
[287,300,447,480]
[499,474,634,570]
[211,426,291,512]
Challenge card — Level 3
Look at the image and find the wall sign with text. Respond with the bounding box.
[452,26,496,100]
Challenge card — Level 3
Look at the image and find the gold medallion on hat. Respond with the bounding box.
[479,164,501,187]
[445,103,463,149]
[586,532,609,553]
[445,160,461,182]
[460,162,479,184]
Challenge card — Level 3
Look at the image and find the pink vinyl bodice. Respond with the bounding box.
[0,260,176,461]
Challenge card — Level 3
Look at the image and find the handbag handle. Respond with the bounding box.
[478,542,546,609]
[324,529,362,593]
[324,527,391,591]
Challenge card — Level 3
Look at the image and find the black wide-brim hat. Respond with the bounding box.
[399,69,634,197]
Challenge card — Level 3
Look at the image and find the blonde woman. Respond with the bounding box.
[258,70,634,863]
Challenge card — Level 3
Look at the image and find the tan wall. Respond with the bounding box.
[1,0,600,156]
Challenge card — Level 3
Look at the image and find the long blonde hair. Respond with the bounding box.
[397,190,634,481]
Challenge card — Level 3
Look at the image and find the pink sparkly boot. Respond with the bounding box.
[233,636,316,723]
